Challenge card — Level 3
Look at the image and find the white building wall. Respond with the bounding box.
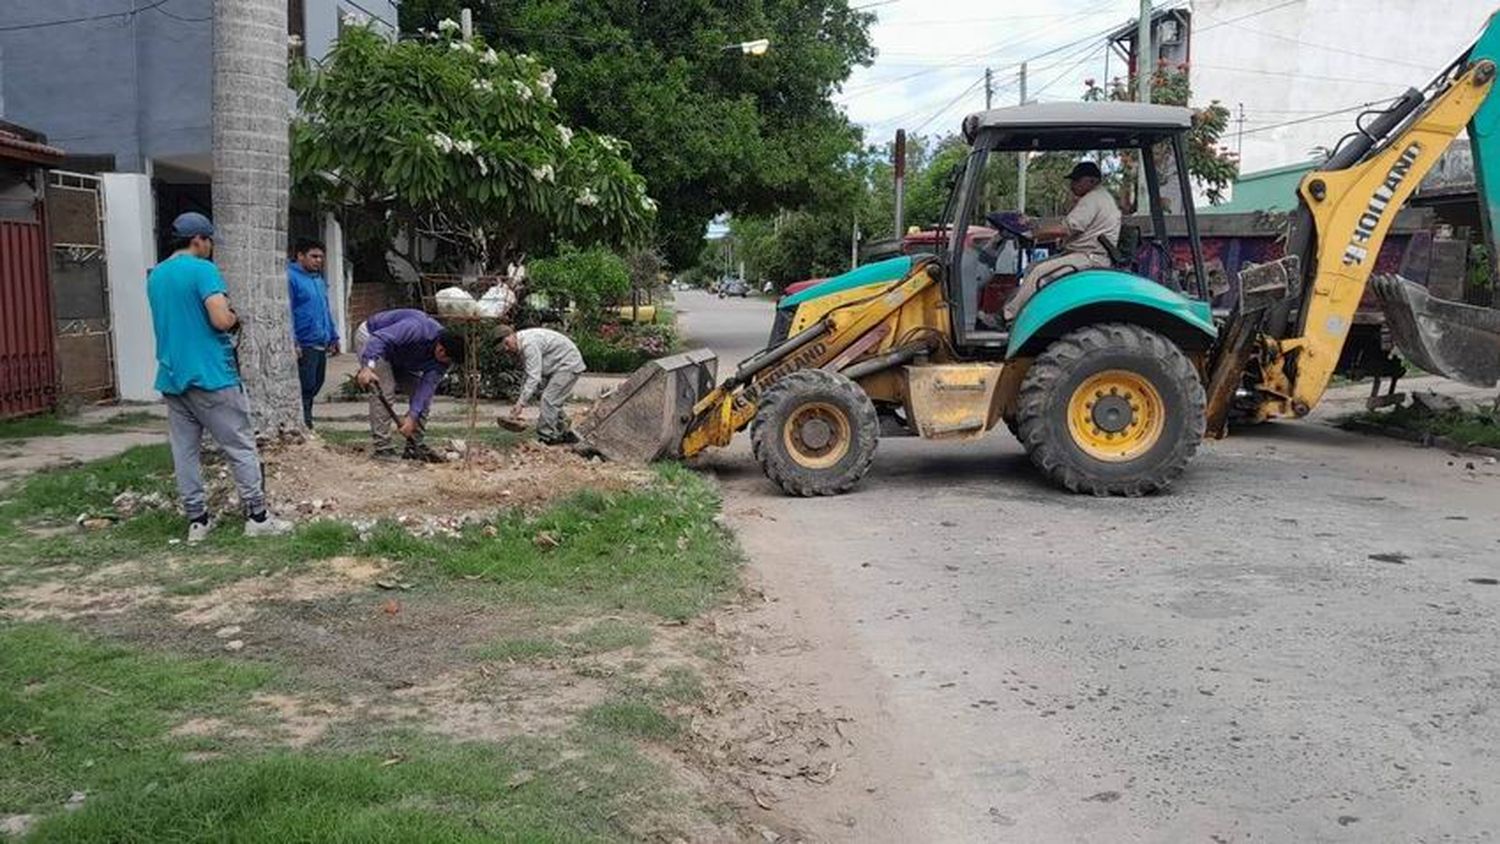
[1191,0,1491,174]
[101,173,158,402]
[305,0,400,62]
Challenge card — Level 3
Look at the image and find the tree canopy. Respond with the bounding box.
[290,22,654,275]
[398,0,876,267]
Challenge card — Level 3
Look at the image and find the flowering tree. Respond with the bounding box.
[1084,63,1239,208]
[291,20,655,275]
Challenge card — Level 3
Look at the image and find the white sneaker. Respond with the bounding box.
[243,513,293,538]
[187,517,216,544]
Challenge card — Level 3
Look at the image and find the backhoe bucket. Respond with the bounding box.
[575,349,718,463]
[1373,274,1500,387]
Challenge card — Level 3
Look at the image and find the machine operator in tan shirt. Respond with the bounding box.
[1002,160,1122,323]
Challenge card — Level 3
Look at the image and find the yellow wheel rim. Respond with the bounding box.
[1066,369,1165,462]
[782,401,852,470]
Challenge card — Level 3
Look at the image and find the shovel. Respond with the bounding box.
[356,378,444,462]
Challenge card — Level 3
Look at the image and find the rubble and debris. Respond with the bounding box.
[1410,389,1463,414]
[224,640,246,652]
[193,438,649,534]
[112,490,169,517]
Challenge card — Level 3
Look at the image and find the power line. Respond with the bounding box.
[340,0,398,31]
[148,1,210,23]
[1192,62,1418,87]
[912,75,987,134]
[1029,41,1109,100]
[1194,6,1438,71]
[839,0,1127,100]
[0,0,173,33]
[1238,98,1399,136]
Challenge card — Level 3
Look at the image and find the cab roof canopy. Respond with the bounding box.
[962,102,1194,151]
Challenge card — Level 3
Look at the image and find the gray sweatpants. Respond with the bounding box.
[537,369,581,442]
[163,386,265,519]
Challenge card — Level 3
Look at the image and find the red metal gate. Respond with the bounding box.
[0,218,57,418]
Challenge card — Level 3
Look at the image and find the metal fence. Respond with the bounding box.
[0,217,57,418]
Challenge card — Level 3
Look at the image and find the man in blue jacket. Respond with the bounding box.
[287,239,339,428]
[353,308,467,458]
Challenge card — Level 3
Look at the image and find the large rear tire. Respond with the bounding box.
[1016,323,1205,496]
[751,369,878,496]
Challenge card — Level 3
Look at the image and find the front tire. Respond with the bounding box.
[1016,323,1205,496]
[751,369,878,496]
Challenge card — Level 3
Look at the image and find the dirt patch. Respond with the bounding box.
[171,555,392,627]
[0,579,159,622]
[0,556,390,627]
[248,438,649,521]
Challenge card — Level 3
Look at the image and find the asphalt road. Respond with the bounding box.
[673,290,1500,843]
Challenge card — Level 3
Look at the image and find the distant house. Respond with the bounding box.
[0,0,399,401]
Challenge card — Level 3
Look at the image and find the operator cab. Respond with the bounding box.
[943,101,1211,349]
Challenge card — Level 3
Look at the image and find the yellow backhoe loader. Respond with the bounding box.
[579,12,1500,496]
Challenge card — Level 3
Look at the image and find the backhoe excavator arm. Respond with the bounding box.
[1264,58,1497,418]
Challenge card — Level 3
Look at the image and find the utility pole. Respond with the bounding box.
[851,212,860,270]
[893,129,906,237]
[1017,62,1028,213]
[1236,102,1246,157]
[984,67,994,110]
[1136,0,1153,213]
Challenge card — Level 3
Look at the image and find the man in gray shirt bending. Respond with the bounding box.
[500,326,587,445]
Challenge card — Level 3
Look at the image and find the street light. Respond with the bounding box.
[723,38,771,56]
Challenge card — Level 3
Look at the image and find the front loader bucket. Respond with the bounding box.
[1373,274,1500,387]
[575,349,718,463]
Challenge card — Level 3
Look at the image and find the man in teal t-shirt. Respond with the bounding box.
[147,212,289,542]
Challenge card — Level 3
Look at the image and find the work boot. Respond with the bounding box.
[372,446,401,462]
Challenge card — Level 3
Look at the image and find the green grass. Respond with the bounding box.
[571,619,653,652]
[474,637,570,661]
[2,451,739,620]
[656,666,705,704]
[0,411,160,441]
[580,700,679,741]
[0,625,272,815]
[1344,404,1500,449]
[1,625,679,842]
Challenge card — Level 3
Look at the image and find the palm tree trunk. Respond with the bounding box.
[213,0,301,434]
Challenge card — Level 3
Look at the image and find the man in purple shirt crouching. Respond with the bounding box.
[352,308,467,458]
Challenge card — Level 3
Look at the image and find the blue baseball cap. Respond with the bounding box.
[171,212,215,239]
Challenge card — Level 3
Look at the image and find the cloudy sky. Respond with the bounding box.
[837,0,1152,142]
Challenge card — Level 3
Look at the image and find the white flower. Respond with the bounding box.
[471,78,494,93]
[453,139,477,156]
[540,68,558,88]
[425,30,440,40]
[340,10,367,25]
[427,132,455,153]
[480,47,499,65]
[557,125,573,147]
[530,163,555,182]
[512,80,533,102]
[287,33,304,47]
[477,158,490,176]
[598,136,622,154]
[516,53,531,63]
[641,196,658,212]
[575,187,600,207]
[437,17,461,33]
